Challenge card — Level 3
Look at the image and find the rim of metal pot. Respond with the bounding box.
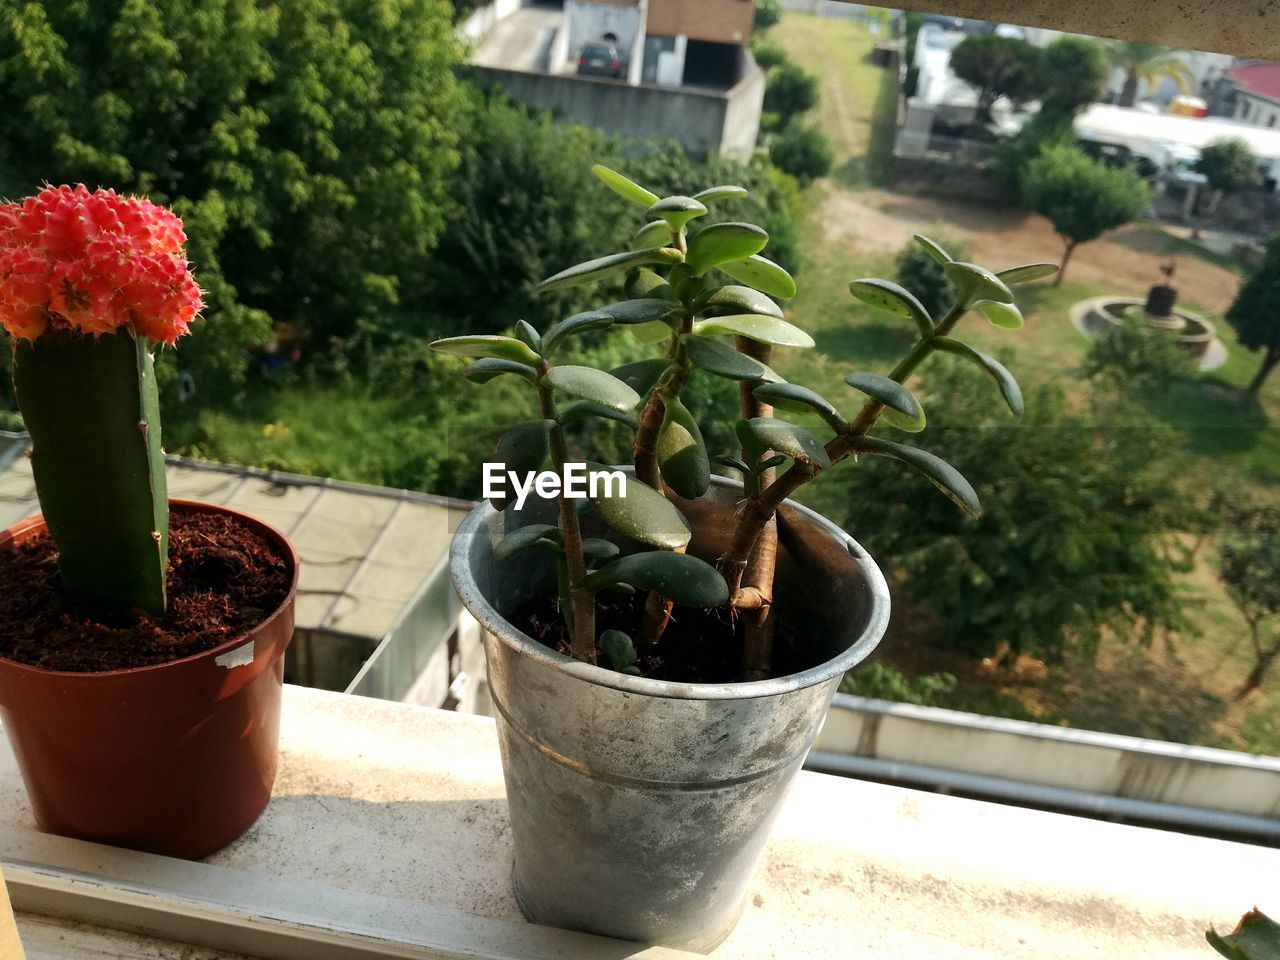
[451,479,892,702]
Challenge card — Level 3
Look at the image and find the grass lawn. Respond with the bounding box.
[770,11,1280,752]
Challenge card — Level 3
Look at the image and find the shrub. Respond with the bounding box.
[769,124,833,183]
[752,39,788,71]
[840,664,958,706]
[894,235,968,322]
[764,63,819,117]
[1039,36,1108,114]
[754,0,783,32]
[949,35,1043,122]
[1083,317,1195,392]
[1226,233,1280,396]
[994,108,1077,199]
[1196,138,1263,196]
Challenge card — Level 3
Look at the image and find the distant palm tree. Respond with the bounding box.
[1106,41,1195,107]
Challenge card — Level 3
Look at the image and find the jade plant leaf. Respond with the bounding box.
[599,298,681,324]
[491,420,555,509]
[598,629,640,674]
[514,320,542,353]
[997,262,1058,284]
[1207,909,1280,960]
[647,195,708,231]
[848,279,933,338]
[853,436,981,518]
[495,523,559,561]
[685,222,768,275]
[976,299,1024,330]
[627,268,678,302]
[740,418,831,468]
[629,320,676,344]
[542,311,614,354]
[632,220,672,250]
[932,338,1024,416]
[719,254,797,300]
[944,261,1014,307]
[558,400,639,430]
[539,248,680,292]
[692,314,814,348]
[463,357,538,384]
[592,164,659,206]
[430,335,539,366]
[657,396,711,499]
[545,366,641,412]
[585,553,729,608]
[692,184,749,203]
[844,372,926,432]
[588,470,691,549]
[683,334,781,382]
[914,234,952,265]
[610,358,672,396]
[582,538,621,561]
[753,382,846,431]
[696,284,783,319]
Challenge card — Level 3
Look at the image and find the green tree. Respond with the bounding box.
[1040,37,1108,114]
[949,35,1043,124]
[1225,234,1280,396]
[751,39,787,71]
[0,0,464,396]
[1217,505,1280,699]
[764,63,819,117]
[1106,41,1193,108]
[1195,138,1262,229]
[1020,146,1152,284]
[1083,317,1194,392]
[754,0,783,32]
[894,235,967,322]
[994,107,1077,198]
[769,124,833,184]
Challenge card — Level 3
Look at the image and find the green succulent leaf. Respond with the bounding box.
[627,268,679,302]
[740,418,831,468]
[714,454,750,474]
[542,311,614,354]
[598,629,640,674]
[586,552,729,608]
[848,279,934,338]
[495,523,560,561]
[975,298,1024,330]
[633,220,673,250]
[692,314,814,348]
[491,420,554,510]
[758,453,788,472]
[719,254,797,300]
[545,366,641,412]
[753,382,846,431]
[610,358,673,396]
[657,395,711,499]
[462,357,538,384]
[558,400,639,430]
[931,338,1024,417]
[430,335,539,366]
[853,436,981,518]
[944,261,1015,307]
[599,298,682,325]
[696,284,783,319]
[683,334,781,382]
[844,372,926,432]
[592,163,660,206]
[539,248,680,292]
[1207,909,1280,960]
[996,262,1058,285]
[685,222,769,275]
[692,184,749,203]
[582,538,621,562]
[588,468,692,549]
[629,319,677,344]
[514,320,542,353]
[647,195,708,231]
[913,234,953,265]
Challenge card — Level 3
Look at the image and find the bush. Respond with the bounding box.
[949,35,1043,122]
[840,664,958,706]
[894,235,967,321]
[769,124,833,183]
[752,39,788,71]
[1196,138,1263,196]
[1083,317,1195,392]
[994,108,1077,199]
[754,0,783,32]
[1226,232,1280,396]
[1039,37,1108,114]
[764,63,819,117]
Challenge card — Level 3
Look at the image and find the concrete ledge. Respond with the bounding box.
[4,686,1279,958]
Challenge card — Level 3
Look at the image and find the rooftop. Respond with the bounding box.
[1227,60,1280,104]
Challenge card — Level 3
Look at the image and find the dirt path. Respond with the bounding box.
[821,188,1243,312]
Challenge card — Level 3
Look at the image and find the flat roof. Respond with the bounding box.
[0,432,473,641]
[1075,103,1280,161]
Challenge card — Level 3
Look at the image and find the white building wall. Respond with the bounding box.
[1237,92,1280,129]
[565,2,645,81]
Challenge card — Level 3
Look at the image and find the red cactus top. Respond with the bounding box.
[0,185,202,345]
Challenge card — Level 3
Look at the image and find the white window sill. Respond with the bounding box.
[3,685,1278,959]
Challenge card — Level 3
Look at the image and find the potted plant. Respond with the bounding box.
[433,164,1055,950]
[0,185,298,859]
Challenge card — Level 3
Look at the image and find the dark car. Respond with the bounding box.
[577,42,624,79]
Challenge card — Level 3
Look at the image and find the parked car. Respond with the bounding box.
[577,42,624,79]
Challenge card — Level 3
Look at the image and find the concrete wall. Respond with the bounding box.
[468,65,762,158]
[459,0,524,45]
[565,0,645,82]
[647,0,755,45]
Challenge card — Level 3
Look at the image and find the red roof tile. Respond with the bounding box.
[1228,61,1280,103]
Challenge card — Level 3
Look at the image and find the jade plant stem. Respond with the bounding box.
[723,303,968,598]
[735,337,778,681]
[537,367,596,664]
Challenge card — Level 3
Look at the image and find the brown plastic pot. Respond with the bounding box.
[0,500,298,859]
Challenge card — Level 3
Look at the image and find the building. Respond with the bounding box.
[464,0,765,158]
[1219,60,1280,129]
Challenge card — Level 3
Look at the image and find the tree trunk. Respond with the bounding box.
[1119,72,1140,108]
[1054,240,1076,286]
[1234,646,1277,700]
[1246,346,1280,397]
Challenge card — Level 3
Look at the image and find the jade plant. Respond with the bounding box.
[432,165,1055,676]
[0,185,202,615]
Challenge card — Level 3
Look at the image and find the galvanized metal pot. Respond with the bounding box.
[450,475,890,952]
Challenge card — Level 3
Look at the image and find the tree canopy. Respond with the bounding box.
[949,35,1042,122]
[1196,138,1263,195]
[1106,41,1194,108]
[1039,37,1108,114]
[1226,233,1280,395]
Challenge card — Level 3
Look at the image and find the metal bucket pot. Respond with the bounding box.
[450,475,890,951]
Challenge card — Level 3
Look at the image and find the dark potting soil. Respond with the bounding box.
[0,510,291,672]
[519,591,747,684]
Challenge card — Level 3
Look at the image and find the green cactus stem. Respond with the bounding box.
[12,328,169,616]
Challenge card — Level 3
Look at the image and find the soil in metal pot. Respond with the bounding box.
[0,509,291,672]
[519,591,745,684]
